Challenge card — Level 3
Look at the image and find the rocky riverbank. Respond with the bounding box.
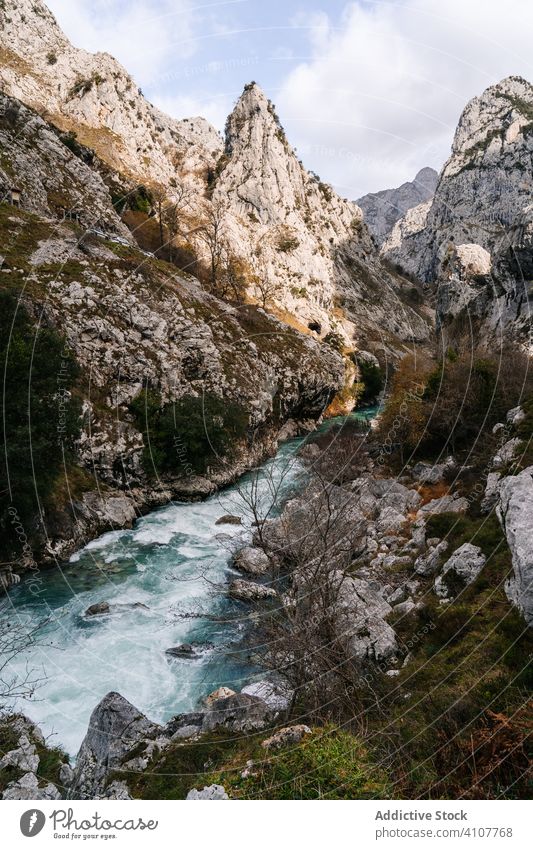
[2,404,529,801]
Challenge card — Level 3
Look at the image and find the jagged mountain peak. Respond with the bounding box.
[413,167,439,188]
[236,80,270,108]
[0,0,222,184]
[225,81,289,155]
[451,74,533,159]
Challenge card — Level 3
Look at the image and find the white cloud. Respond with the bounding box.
[278,0,533,196]
[46,0,198,83]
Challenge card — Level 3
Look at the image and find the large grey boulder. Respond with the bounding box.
[497,467,533,625]
[2,772,61,800]
[434,543,486,598]
[186,784,228,800]
[417,493,468,517]
[70,691,163,799]
[203,693,270,733]
[241,680,292,713]
[335,576,397,661]
[228,579,277,602]
[233,546,271,576]
[415,540,449,576]
[411,457,457,485]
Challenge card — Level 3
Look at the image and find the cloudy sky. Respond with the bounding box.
[46,0,533,197]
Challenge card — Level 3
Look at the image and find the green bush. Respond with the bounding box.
[0,291,81,556]
[323,330,345,352]
[130,390,249,477]
[358,358,384,403]
[128,185,152,215]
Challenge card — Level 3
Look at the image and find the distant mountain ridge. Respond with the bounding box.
[357,167,439,246]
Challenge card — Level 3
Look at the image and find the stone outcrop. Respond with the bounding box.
[261,725,311,750]
[434,543,487,598]
[0,94,131,235]
[496,466,533,625]
[3,772,61,800]
[411,457,457,485]
[232,546,271,576]
[68,685,282,799]
[0,714,67,801]
[186,784,228,800]
[70,691,164,799]
[228,579,277,602]
[357,167,438,246]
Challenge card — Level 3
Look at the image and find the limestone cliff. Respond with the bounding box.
[0,0,431,353]
[0,90,344,579]
[0,0,222,186]
[381,76,533,347]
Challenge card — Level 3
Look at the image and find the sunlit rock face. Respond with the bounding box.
[381,76,533,347]
[0,0,430,352]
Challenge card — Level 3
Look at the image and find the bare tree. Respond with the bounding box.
[227,436,384,722]
[162,182,194,263]
[189,199,229,291]
[150,184,166,254]
[0,608,48,710]
[216,246,250,303]
[253,256,283,309]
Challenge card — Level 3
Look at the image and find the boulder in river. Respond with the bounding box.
[84,601,149,617]
[85,601,110,616]
[165,644,197,659]
[215,514,242,526]
[203,686,236,707]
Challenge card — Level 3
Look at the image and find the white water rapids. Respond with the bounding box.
[2,410,375,756]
